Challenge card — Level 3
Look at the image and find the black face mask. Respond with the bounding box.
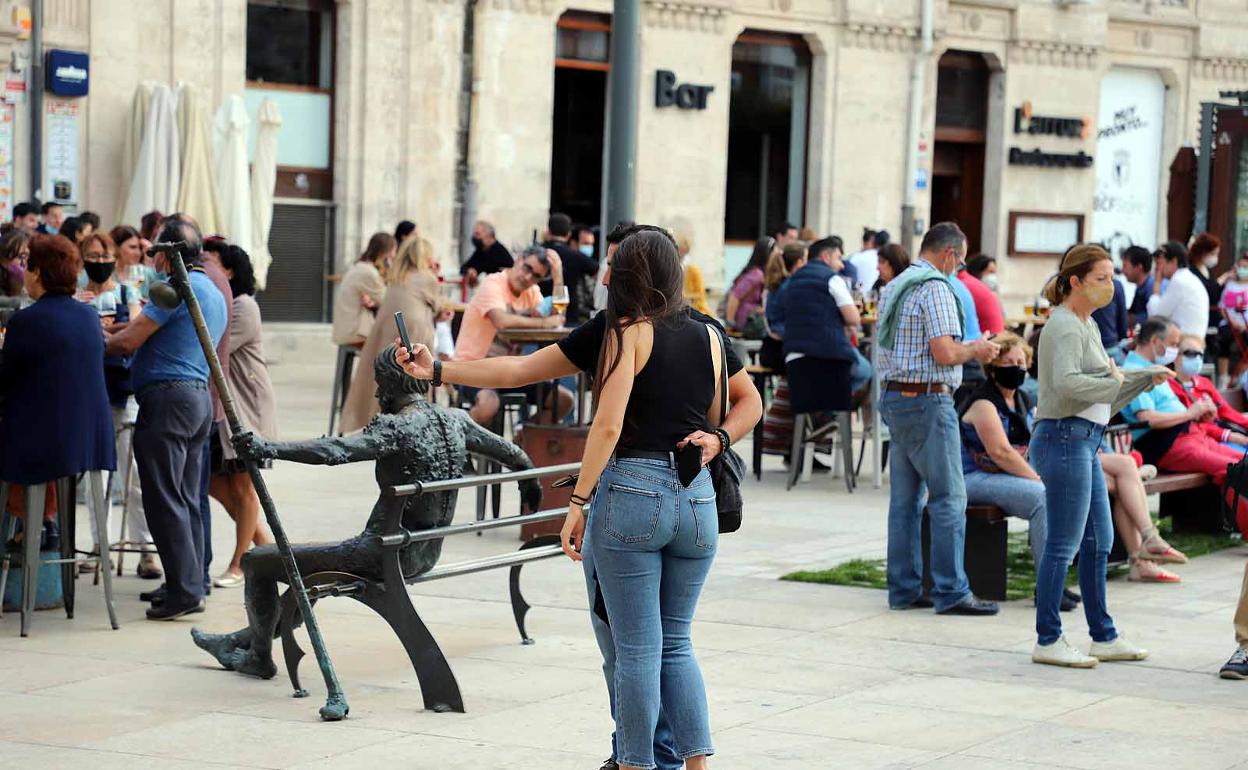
[84,261,115,284]
[471,237,485,251]
[990,365,1027,390]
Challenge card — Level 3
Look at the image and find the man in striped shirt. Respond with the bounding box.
[877,222,1000,615]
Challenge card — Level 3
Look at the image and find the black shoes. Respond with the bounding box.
[146,600,205,621]
[937,595,1000,616]
[140,585,167,604]
[1220,647,1248,680]
[1035,588,1080,612]
[598,760,619,770]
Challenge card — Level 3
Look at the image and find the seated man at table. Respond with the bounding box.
[1122,317,1243,484]
[455,245,572,426]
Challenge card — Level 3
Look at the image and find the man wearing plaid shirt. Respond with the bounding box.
[878,222,1001,615]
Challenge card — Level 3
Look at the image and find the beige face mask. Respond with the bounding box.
[1082,282,1115,309]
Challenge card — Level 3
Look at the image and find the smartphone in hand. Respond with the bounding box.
[394,311,413,353]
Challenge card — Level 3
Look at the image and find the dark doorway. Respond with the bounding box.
[550,67,607,226]
[723,32,811,241]
[933,51,990,254]
[549,12,610,227]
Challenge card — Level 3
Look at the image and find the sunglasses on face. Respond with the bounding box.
[1180,349,1203,358]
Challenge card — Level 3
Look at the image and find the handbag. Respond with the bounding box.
[709,327,746,533]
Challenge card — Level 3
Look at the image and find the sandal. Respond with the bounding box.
[1128,556,1181,583]
[1138,464,1158,482]
[1139,527,1188,564]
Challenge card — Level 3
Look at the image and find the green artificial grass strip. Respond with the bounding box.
[782,517,1243,601]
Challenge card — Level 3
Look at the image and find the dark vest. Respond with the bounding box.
[780,261,855,362]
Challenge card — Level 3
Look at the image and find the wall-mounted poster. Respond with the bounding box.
[0,104,13,223]
[45,99,80,204]
[1093,68,1165,258]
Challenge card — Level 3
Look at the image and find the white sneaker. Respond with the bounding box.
[1089,635,1149,662]
[212,570,244,589]
[1033,636,1098,668]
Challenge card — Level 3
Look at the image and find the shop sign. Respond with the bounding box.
[1013,101,1089,138]
[1008,147,1094,168]
[655,70,713,110]
[45,49,89,97]
[3,76,25,105]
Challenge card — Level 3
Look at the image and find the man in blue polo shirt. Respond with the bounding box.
[105,213,227,620]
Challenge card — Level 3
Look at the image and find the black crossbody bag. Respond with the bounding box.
[709,328,745,533]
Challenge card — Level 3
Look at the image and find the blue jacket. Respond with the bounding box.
[0,295,116,484]
[765,278,790,337]
[776,261,855,362]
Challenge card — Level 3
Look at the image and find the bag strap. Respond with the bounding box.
[705,323,728,427]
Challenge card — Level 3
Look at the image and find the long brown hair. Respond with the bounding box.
[765,242,807,293]
[359,232,397,269]
[595,228,685,396]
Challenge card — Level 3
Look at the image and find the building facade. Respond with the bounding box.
[3,0,1248,317]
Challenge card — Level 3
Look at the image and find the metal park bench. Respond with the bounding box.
[276,461,579,714]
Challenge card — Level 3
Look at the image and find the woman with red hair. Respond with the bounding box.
[0,235,115,549]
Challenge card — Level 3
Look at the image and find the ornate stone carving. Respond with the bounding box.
[1009,39,1099,70]
[1197,57,1248,82]
[842,23,917,53]
[643,0,729,33]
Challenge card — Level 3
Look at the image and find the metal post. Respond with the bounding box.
[900,0,934,250]
[1195,101,1215,235]
[158,245,349,722]
[30,0,44,200]
[604,0,640,228]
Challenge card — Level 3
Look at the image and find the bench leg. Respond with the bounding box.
[921,509,1008,602]
[361,580,465,713]
[278,588,312,698]
[509,534,560,645]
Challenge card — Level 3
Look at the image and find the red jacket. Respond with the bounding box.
[1168,375,1248,442]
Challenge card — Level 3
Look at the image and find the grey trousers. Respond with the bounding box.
[132,381,212,606]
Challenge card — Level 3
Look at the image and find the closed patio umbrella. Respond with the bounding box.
[250,98,282,290]
[176,83,222,235]
[117,82,153,221]
[214,94,252,255]
[121,83,180,228]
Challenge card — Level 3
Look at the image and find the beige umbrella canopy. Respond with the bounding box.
[117,83,153,219]
[175,82,222,235]
[214,95,252,255]
[249,98,281,290]
[120,83,180,228]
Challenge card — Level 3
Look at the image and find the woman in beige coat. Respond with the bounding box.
[331,232,394,347]
[210,246,279,587]
[340,237,442,433]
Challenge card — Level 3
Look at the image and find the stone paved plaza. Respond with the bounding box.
[3,326,1248,769]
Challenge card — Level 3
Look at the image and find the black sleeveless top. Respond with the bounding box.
[618,314,716,451]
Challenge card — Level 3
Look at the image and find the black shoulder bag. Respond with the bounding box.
[709,327,746,533]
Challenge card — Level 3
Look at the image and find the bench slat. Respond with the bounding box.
[1143,473,1209,495]
[966,505,1006,523]
[412,545,565,584]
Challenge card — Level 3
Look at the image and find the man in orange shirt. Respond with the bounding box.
[456,246,570,425]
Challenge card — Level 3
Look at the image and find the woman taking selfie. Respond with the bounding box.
[396,224,762,770]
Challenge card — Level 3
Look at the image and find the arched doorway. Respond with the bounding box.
[723,31,812,241]
[932,50,990,254]
[549,11,610,227]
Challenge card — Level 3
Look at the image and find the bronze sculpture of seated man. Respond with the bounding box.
[192,345,541,679]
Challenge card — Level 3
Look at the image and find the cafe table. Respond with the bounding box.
[495,327,588,424]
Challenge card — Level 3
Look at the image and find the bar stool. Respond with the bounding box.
[787,412,856,493]
[110,420,149,576]
[327,344,360,437]
[474,393,531,527]
[0,473,119,636]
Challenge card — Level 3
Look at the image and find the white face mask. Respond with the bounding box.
[983,274,999,291]
[1158,345,1179,366]
[579,244,594,257]
[1204,255,1219,269]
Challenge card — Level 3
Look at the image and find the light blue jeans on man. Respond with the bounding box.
[962,469,1047,565]
[880,391,971,611]
[590,456,717,770]
[1030,417,1118,646]
[582,513,681,770]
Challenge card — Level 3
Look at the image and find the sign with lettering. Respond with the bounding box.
[1013,101,1089,138]
[655,70,713,110]
[46,49,88,97]
[1092,68,1165,254]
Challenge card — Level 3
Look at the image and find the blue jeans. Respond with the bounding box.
[582,515,682,770]
[962,469,1047,565]
[590,457,717,770]
[1030,418,1117,646]
[880,391,970,611]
